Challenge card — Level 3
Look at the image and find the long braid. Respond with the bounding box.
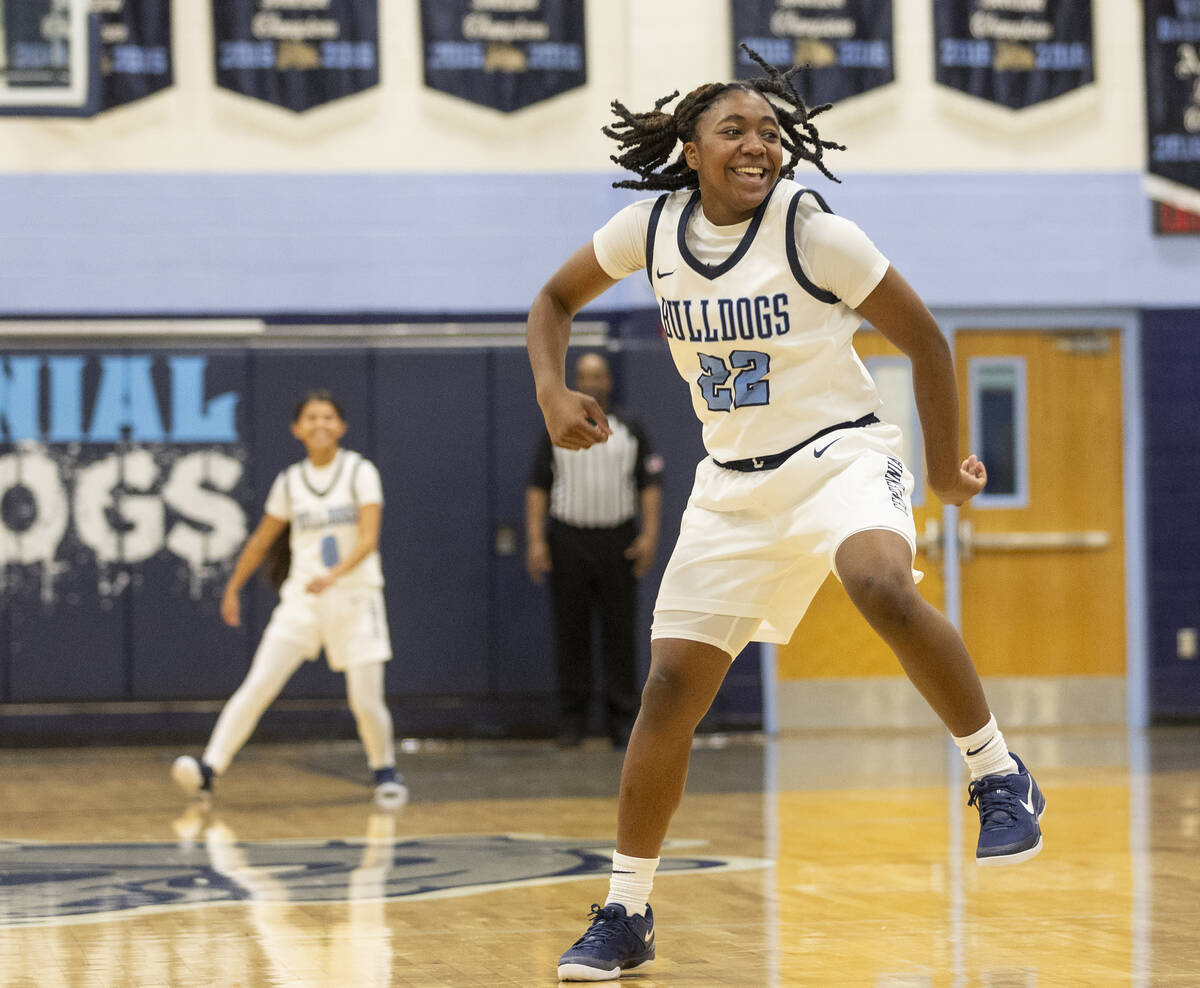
[602,89,690,191]
[605,45,846,191]
[740,44,844,184]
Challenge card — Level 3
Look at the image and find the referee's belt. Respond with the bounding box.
[713,413,880,473]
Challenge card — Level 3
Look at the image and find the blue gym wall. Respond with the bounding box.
[2,169,1200,732]
[1,172,1198,315]
[0,336,767,741]
[1143,310,1200,720]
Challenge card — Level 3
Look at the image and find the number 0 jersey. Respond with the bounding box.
[593,178,890,462]
[264,449,385,592]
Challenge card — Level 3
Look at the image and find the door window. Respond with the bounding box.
[969,358,1028,507]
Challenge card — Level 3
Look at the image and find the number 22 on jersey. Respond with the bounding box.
[697,350,770,411]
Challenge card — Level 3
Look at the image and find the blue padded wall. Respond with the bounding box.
[490,348,556,696]
[1144,310,1200,720]
[372,350,491,697]
[0,337,764,735]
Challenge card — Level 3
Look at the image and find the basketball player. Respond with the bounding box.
[528,49,1045,981]
[171,390,406,809]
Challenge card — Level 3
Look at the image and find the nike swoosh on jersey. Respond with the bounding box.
[655,267,676,278]
[813,438,843,458]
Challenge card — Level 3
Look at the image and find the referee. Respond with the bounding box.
[526,352,663,749]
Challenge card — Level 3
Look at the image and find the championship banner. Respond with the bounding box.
[934,0,1094,110]
[731,0,893,106]
[213,0,378,113]
[0,0,99,115]
[420,0,586,113]
[1145,0,1200,224]
[93,0,171,111]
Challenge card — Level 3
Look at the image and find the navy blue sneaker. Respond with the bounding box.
[968,753,1046,866]
[557,903,654,981]
[372,767,408,809]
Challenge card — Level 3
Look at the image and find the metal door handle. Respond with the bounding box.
[957,519,1110,562]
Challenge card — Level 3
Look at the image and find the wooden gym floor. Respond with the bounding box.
[1,726,1198,986]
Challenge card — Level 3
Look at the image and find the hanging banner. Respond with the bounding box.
[420,0,586,113]
[93,0,172,111]
[0,0,98,115]
[731,0,893,106]
[933,0,1094,110]
[1145,0,1200,222]
[213,0,378,113]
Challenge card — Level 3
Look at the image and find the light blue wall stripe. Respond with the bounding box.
[0,171,1196,315]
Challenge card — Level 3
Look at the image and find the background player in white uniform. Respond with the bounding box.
[172,390,406,809]
[528,49,1045,982]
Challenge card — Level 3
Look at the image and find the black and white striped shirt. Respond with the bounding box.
[529,414,662,528]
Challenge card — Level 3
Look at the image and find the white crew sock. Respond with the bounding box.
[605,851,659,917]
[953,713,1019,780]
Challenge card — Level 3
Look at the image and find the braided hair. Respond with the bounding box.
[602,45,845,191]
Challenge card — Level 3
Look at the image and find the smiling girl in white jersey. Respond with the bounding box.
[171,390,405,809]
[528,47,1045,983]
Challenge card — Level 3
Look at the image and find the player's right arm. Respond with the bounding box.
[221,513,289,627]
[527,242,618,450]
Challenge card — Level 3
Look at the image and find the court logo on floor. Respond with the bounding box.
[0,834,768,927]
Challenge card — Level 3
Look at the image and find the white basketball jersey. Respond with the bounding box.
[267,449,384,591]
[647,178,883,461]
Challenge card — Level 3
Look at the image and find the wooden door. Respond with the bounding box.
[777,328,1125,689]
[955,330,1125,677]
[777,329,945,680]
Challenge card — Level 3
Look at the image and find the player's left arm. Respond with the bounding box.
[305,502,382,594]
[855,266,986,506]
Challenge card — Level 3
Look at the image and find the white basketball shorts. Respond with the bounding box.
[653,421,920,651]
[262,583,392,672]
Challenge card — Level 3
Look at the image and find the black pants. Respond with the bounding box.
[547,518,640,743]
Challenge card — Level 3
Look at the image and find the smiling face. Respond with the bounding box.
[682,87,783,226]
[291,399,346,463]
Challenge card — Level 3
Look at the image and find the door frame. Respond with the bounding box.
[761,307,1148,730]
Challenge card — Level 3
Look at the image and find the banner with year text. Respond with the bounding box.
[93,0,172,111]
[420,0,586,113]
[213,0,378,112]
[731,0,894,106]
[934,0,1094,110]
[1145,0,1200,226]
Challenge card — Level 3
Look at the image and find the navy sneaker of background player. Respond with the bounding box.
[968,752,1046,865]
[372,766,408,808]
[558,902,654,982]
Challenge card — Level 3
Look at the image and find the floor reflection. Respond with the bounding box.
[0,728,1196,985]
